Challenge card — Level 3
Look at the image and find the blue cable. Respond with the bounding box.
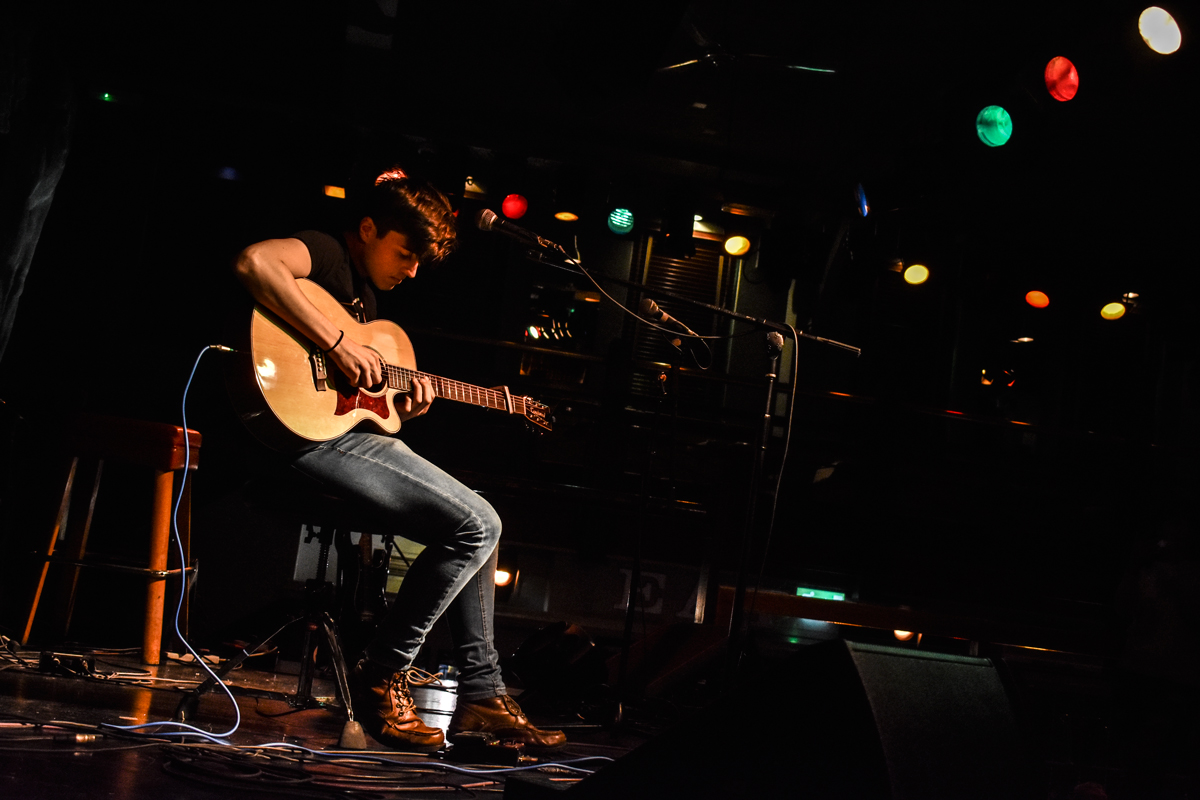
[107,345,242,740]
[102,345,611,777]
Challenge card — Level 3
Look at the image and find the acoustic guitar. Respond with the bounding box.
[228,278,552,452]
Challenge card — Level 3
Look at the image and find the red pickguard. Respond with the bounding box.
[333,388,391,419]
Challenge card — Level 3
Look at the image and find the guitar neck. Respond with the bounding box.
[382,364,528,415]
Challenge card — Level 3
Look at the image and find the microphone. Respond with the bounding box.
[475,209,567,254]
[639,298,698,339]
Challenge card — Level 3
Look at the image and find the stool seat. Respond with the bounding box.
[22,413,201,665]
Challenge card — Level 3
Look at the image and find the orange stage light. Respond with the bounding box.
[1025,291,1050,308]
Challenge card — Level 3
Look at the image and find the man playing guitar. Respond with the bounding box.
[233,168,564,752]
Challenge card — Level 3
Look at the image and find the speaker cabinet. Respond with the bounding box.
[505,640,1032,799]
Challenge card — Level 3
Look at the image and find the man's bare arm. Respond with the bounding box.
[233,238,384,388]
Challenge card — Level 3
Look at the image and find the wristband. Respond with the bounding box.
[321,330,345,354]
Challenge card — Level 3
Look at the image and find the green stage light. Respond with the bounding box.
[797,587,845,601]
[976,105,1013,147]
[607,208,634,234]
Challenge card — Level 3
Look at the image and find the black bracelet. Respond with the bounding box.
[322,330,345,354]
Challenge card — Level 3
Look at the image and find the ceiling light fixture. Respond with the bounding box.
[607,208,634,234]
[724,235,751,256]
[976,105,1013,147]
[502,194,528,219]
[1044,56,1080,101]
[1025,291,1050,308]
[1100,302,1126,320]
[1139,7,1182,54]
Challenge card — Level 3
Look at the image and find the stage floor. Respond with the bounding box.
[4,637,1196,799]
[0,649,644,799]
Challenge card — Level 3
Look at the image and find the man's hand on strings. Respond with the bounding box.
[322,333,433,419]
[397,375,434,421]
[328,337,385,389]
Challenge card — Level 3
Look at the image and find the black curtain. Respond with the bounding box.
[0,3,73,367]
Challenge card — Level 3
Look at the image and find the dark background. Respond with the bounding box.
[1,1,1197,655]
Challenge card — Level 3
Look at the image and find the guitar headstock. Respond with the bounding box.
[520,397,553,433]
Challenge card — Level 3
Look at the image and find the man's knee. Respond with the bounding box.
[463,495,502,551]
[477,501,502,547]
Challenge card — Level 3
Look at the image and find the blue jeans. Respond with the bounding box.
[291,432,506,701]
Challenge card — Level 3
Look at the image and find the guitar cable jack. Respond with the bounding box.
[209,344,239,353]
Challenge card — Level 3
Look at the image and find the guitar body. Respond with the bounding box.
[230,280,416,451]
[228,279,552,452]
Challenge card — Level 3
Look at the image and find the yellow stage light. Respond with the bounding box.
[903,264,929,285]
[724,235,751,256]
[1101,302,1126,320]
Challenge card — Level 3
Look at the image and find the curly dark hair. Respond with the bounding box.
[354,168,457,264]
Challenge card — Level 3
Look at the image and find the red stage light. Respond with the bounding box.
[502,194,528,219]
[1044,57,1079,101]
[1025,290,1050,308]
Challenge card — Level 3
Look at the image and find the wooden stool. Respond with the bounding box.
[22,414,201,665]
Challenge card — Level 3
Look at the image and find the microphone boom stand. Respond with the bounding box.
[723,334,783,678]
[593,272,859,681]
[513,247,860,682]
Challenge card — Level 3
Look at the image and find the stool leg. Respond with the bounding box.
[143,469,174,665]
[23,456,103,645]
[21,457,79,644]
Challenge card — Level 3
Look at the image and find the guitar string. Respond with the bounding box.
[378,363,534,414]
[317,350,540,421]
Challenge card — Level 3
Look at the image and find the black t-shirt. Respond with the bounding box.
[292,229,378,322]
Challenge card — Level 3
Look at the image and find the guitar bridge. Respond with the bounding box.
[310,350,328,391]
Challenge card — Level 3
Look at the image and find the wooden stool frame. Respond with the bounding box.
[22,414,201,665]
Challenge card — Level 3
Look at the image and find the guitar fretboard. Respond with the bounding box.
[382,364,528,416]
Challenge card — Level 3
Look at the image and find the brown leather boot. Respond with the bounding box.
[352,661,445,752]
[449,695,566,750]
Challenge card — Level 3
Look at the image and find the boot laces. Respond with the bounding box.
[389,668,442,712]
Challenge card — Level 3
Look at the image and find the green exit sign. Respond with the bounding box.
[796,587,845,601]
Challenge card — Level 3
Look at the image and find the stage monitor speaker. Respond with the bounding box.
[505,640,1033,799]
